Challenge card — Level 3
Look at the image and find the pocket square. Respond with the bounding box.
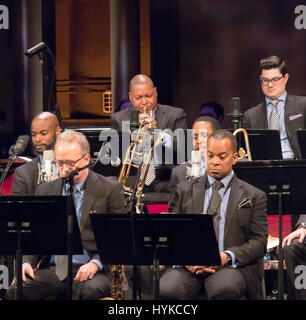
[238,197,252,209]
[289,114,302,121]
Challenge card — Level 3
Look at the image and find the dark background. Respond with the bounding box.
[0,0,306,134]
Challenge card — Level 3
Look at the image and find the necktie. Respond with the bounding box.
[207,180,223,240]
[268,100,280,130]
[55,186,78,281]
[140,152,156,186]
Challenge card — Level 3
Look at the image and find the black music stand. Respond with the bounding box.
[234,160,306,300]
[230,129,282,160]
[90,213,221,300]
[0,195,83,300]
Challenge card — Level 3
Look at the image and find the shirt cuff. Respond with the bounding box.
[224,250,238,268]
[90,259,103,271]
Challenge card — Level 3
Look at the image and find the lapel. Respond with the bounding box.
[192,175,206,213]
[154,104,167,129]
[223,176,245,242]
[79,170,96,233]
[284,94,295,133]
[259,102,268,128]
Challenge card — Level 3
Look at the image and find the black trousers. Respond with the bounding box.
[283,238,306,300]
[5,265,110,300]
[159,266,247,300]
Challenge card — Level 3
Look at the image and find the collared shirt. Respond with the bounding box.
[265,91,295,159]
[203,171,238,267]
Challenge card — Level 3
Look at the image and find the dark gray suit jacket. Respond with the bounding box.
[168,174,268,300]
[24,170,126,268]
[243,95,306,159]
[111,103,188,131]
[12,157,40,195]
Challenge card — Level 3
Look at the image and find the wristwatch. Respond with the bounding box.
[226,253,232,266]
[298,222,306,229]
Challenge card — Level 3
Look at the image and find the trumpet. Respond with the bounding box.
[233,128,252,161]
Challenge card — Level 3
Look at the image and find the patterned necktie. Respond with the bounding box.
[207,180,223,240]
[140,152,156,186]
[268,99,280,130]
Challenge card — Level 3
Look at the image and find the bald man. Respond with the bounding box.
[12,112,62,195]
[111,74,187,131]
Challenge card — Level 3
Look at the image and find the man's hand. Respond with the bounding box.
[22,263,35,282]
[138,113,152,126]
[283,228,306,246]
[74,262,99,282]
[185,252,229,275]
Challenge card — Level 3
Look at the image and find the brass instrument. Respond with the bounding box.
[233,128,252,161]
[106,108,161,300]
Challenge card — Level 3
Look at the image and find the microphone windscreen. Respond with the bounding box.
[43,150,53,161]
[231,97,240,115]
[14,135,30,156]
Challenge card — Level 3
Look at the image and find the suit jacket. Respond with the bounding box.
[23,170,126,268]
[12,157,40,195]
[111,103,188,131]
[162,162,188,193]
[168,174,268,300]
[243,94,306,159]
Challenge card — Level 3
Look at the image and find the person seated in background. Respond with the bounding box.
[200,101,224,125]
[282,214,306,300]
[243,55,306,159]
[161,130,268,300]
[161,116,220,193]
[111,74,187,131]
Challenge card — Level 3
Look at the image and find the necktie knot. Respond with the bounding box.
[213,180,223,191]
[270,99,279,107]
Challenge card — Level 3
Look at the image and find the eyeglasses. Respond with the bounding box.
[259,76,284,86]
[54,154,87,168]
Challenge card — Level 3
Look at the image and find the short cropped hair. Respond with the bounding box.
[192,116,221,131]
[56,129,90,154]
[209,129,237,153]
[259,55,288,76]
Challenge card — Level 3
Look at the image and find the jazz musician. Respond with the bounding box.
[12,112,62,195]
[161,130,268,300]
[6,130,126,300]
[243,55,306,159]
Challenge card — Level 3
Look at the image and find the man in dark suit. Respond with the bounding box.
[6,130,126,300]
[283,214,306,300]
[12,112,62,195]
[164,116,220,193]
[243,55,306,159]
[111,74,187,131]
[161,130,268,300]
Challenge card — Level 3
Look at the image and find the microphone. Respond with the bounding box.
[227,97,243,130]
[130,109,140,131]
[42,150,54,183]
[61,161,93,183]
[25,42,46,58]
[9,135,30,159]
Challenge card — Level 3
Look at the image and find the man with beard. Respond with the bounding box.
[11,112,62,195]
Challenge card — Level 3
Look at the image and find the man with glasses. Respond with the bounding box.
[243,55,306,159]
[6,130,126,300]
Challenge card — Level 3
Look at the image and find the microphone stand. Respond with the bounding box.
[61,162,92,300]
[226,111,244,131]
[0,152,20,196]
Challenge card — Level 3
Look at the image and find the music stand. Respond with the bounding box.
[234,160,306,300]
[0,195,83,300]
[90,213,220,300]
[231,129,282,160]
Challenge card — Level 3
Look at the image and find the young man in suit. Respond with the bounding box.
[243,55,306,159]
[6,130,126,300]
[12,112,62,195]
[161,130,268,300]
[111,74,187,131]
